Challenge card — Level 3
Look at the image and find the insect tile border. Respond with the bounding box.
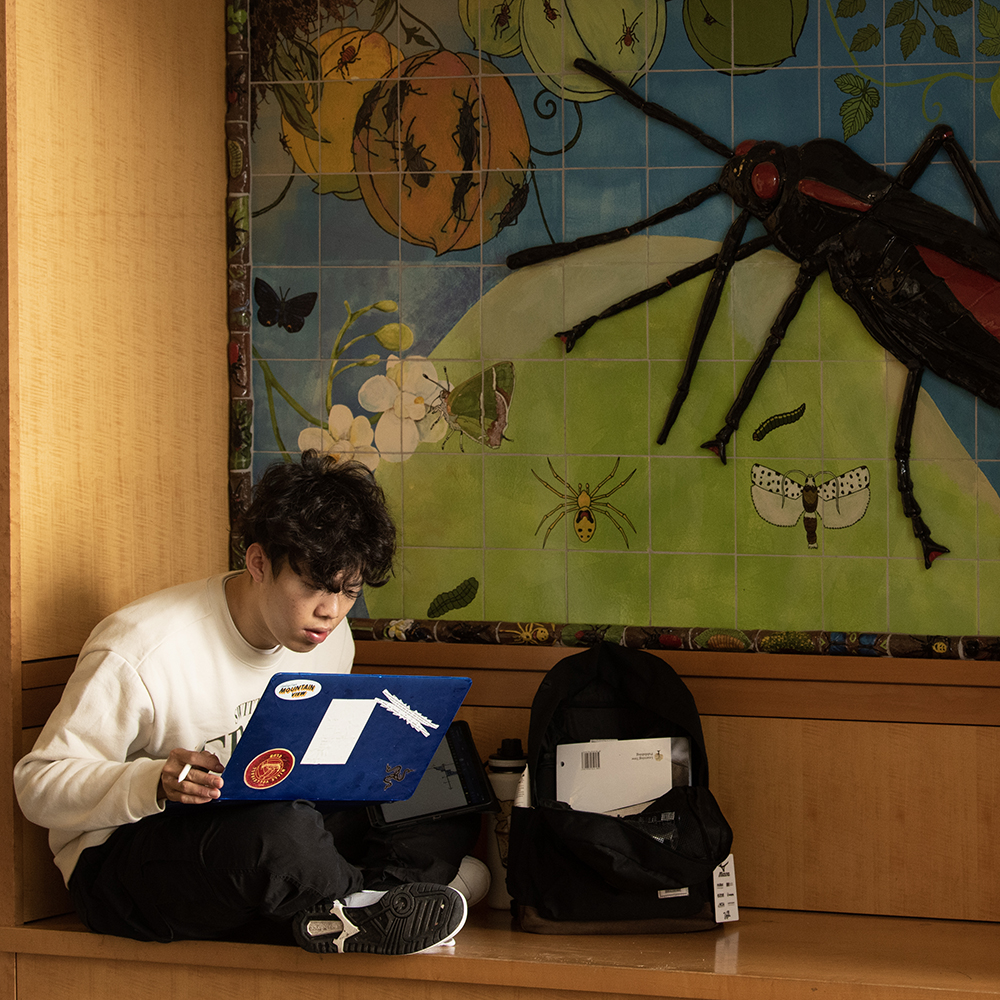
[227,0,252,570]
[351,618,1000,661]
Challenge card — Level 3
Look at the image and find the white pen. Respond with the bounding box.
[176,743,206,783]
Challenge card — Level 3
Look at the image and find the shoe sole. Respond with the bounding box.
[295,884,468,955]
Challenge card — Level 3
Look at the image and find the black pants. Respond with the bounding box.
[68,800,478,943]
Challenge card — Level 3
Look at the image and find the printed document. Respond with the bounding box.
[556,736,690,815]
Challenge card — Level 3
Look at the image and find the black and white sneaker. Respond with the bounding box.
[293,883,468,955]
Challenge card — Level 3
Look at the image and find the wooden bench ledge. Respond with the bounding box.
[3,908,997,1000]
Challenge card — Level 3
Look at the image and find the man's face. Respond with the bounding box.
[254,553,360,653]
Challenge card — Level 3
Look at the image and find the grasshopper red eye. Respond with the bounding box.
[752,161,781,201]
[735,139,757,157]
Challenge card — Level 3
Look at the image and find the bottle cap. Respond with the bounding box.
[488,737,526,770]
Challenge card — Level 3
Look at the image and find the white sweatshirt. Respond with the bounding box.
[13,572,354,884]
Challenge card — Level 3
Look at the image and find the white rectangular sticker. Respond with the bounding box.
[657,887,690,899]
[713,854,739,923]
[300,698,377,765]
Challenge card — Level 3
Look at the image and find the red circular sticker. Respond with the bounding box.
[243,748,295,789]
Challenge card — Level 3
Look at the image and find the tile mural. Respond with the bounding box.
[227,0,1000,647]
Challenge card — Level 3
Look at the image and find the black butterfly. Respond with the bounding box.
[253,277,318,333]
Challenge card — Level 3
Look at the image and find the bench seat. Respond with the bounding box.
[2,906,998,1000]
[11,635,1000,999]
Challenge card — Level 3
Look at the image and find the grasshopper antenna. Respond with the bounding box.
[573,59,734,160]
[507,60,733,270]
[507,182,722,269]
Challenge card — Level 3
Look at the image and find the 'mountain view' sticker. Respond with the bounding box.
[274,678,322,701]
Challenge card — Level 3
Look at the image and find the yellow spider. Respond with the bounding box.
[532,457,637,548]
[500,622,552,644]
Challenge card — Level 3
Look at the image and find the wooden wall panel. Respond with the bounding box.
[21,818,69,923]
[19,720,79,921]
[2,0,21,934]
[455,705,528,763]
[14,0,229,660]
[460,705,1000,922]
[353,641,1000,725]
[0,952,13,1000]
[358,641,1000,921]
[702,716,1000,921]
[5,0,229,940]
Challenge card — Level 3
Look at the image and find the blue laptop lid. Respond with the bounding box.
[220,672,471,803]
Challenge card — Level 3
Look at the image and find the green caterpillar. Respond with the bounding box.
[753,402,806,442]
[427,577,480,618]
[227,139,243,179]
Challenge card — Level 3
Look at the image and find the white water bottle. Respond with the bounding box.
[485,738,527,909]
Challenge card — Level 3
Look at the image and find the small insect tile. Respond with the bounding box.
[229,0,1000,641]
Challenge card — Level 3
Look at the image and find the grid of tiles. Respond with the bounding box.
[239,0,1000,636]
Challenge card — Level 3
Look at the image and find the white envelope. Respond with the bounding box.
[555,736,690,815]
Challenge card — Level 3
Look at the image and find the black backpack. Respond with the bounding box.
[506,642,734,934]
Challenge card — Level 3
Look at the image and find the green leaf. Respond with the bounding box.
[835,72,869,96]
[933,0,972,13]
[839,83,880,140]
[371,0,395,31]
[272,43,301,82]
[933,23,961,54]
[840,97,874,140]
[272,39,319,84]
[227,197,249,257]
[402,24,431,46]
[273,85,321,142]
[991,76,1000,119]
[288,38,320,81]
[850,23,882,49]
[900,18,927,57]
[226,4,247,34]
[836,0,867,15]
[978,34,1000,52]
[886,0,915,26]
[980,0,1000,37]
[229,399,253,469]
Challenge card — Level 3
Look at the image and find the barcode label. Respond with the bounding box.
[581,750,601,769]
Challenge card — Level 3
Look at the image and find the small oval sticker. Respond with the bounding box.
[244,748,295,789]
[274,679,322,701]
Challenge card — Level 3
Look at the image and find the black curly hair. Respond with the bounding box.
[239,451,396,591]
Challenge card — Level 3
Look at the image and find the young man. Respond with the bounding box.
[14,452,480,954]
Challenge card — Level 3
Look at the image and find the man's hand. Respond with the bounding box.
[157,748,225,804]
